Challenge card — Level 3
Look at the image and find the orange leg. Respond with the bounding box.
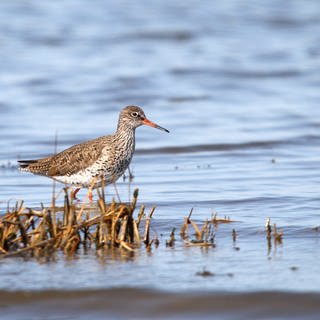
[89,191,93,202]
[71,188,81,201]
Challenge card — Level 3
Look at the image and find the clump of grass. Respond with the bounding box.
[265,218,283,255]
[0,186,155,259]
[211,212,235,225]
[265,218,283,244]
[180,209,215,247]
[166,228,175,247]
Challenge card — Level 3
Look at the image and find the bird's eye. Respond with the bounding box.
[131,112,139,118]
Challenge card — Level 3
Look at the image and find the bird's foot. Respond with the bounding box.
[71,188,93,202]
[71,188,81,202]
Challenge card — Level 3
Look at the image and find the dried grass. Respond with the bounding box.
[0,185,155,259]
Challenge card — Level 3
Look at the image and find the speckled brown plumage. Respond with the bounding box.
[19,106,169,188]
[19,136,107,177]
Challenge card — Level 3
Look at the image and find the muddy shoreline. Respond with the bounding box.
[1,288,320,320]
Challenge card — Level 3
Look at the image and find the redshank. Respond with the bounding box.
[18,106,169,200]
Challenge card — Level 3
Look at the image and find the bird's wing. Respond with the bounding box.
[19,136,111,177]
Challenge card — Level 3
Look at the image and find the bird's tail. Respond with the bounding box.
[18,160,39,171]
[18,157,53,176]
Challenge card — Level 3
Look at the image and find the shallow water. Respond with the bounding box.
[1,0,320,318]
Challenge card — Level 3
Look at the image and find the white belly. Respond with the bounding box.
[53,153,132,188]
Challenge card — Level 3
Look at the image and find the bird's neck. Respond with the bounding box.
[114,124,136,145]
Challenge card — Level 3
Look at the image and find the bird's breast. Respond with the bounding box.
[101,134,135,177]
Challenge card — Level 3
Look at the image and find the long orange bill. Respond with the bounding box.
[143,118,169,133]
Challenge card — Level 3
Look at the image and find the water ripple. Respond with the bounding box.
[136,135,320,155]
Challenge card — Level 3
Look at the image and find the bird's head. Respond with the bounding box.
[118,105,169,133]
